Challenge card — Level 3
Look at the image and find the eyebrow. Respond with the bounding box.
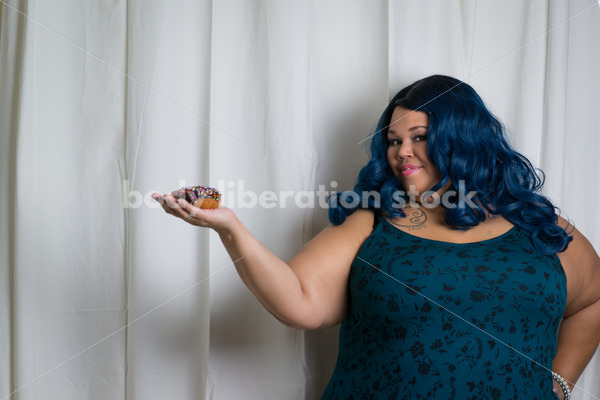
[387,125,428,135]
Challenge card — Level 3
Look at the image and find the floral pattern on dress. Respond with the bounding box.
[321,218,566,400]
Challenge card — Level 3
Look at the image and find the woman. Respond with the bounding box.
[153,75,600,399]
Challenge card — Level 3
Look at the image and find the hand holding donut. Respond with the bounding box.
[152,185,238,234]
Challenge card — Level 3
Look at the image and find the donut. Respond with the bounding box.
[174,185,221,209]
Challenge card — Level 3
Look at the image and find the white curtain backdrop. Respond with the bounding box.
[1,1,599,399]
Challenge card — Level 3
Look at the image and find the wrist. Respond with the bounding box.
[216,216,245,242]
[552,372,571,400]
[553,380,565,400]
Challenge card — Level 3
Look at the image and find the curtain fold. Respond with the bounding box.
[123,1,212,398]
[1,1,599,399]
[0,0,28,396]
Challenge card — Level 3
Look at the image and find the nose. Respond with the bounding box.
[397,141,413,159]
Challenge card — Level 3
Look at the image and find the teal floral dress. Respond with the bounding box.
[321,217,565,400]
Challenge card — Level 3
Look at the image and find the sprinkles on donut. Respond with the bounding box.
[175,185,221,209]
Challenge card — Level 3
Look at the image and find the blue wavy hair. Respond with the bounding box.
[329,75,572,255]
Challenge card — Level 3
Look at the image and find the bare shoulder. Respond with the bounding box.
[335,208,376,229]
[296,209,375,255]
[333,208,376,236]
[556,216,600,317]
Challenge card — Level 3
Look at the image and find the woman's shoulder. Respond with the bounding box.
[348,208,377,222]
[555,216,597,263]
[340,208,376,233]
[311,209,376,246]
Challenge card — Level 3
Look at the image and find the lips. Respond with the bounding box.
[400,164,422,176]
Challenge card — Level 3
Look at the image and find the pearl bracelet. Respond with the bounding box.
[552,371,571,400]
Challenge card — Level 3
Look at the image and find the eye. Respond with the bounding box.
[388,138,401,146]
[413,134,428,142]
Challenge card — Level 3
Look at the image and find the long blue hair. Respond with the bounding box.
[329,75,572,255]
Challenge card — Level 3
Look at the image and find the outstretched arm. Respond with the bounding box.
[153,192,374,330]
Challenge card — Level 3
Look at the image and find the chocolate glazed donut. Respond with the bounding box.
[173,186,221,209]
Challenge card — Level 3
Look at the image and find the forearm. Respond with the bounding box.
[218,219,311,329]
[552,298,600,392]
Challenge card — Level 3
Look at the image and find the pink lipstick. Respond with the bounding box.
[400,165,422,176]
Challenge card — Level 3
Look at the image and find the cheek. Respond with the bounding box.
[414,145,431,162]
[387,147,395,163]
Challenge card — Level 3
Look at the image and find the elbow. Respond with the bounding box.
[272,307,343,331]
[277,318,317,331]
[266,293,346,330]
[272,313,324,331]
